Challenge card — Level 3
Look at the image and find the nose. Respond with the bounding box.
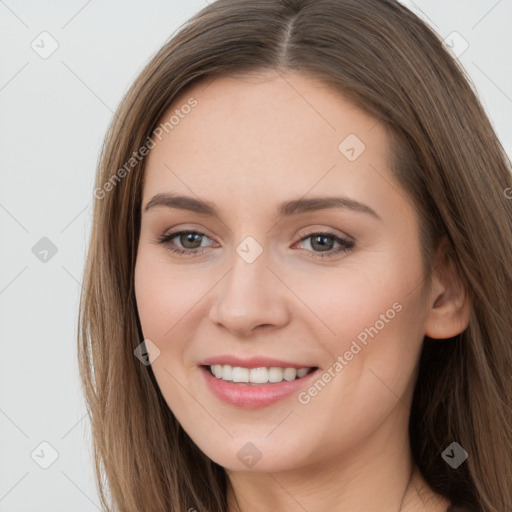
[208,244,291,337]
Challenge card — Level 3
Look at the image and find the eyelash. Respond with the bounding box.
[155,229,355,259]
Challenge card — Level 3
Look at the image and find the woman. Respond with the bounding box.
[78,1,512,511]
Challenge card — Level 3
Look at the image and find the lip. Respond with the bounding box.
[199,364,321,409]
[199,355,315,369]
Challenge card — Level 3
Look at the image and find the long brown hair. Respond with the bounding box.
[78,1,512,510]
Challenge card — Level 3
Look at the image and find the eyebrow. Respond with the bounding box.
[143,192,381,220]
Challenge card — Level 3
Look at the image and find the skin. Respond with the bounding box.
[134,70,470,512]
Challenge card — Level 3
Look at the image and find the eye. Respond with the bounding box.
[294,232,354,259]
[155,230,215,256]
[155,229,355,259]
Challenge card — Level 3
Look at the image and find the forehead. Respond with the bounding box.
[142,71,400,218]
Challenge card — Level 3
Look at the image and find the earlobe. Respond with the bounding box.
[424,240,472,339]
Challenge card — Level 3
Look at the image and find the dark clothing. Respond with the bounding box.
[447,505,480,512]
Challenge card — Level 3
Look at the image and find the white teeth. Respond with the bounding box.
[208,365,313,384]
[232,366,249,383]
[268,367,283,382]
[222,364,232,381]
[297,368,309,378]
[249,367,269,383]
[283,367,297,381]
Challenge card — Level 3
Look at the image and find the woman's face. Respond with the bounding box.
[134,71,433,473]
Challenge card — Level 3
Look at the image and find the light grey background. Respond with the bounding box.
[0,1,510,510]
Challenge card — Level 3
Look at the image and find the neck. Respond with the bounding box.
[226,406,449,512]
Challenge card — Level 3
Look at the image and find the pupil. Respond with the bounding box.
[183,233,201,249]
[312,235,332,251]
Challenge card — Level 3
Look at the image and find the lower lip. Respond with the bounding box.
[200,366,320,409]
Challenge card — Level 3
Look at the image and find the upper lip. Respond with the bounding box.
[199,355,316,369]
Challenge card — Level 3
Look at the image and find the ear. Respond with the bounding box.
[424,237,471,339]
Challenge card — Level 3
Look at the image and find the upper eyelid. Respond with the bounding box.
[167,229,217,244]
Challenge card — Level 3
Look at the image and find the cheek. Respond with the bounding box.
[296,250,426,396]
[134,249,204,342]
[288,252,419,341]
[134,258,171,341]
[134,251,202,412]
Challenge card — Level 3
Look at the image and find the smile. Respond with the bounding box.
[208,364,315,384]
[199,363,321,408]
